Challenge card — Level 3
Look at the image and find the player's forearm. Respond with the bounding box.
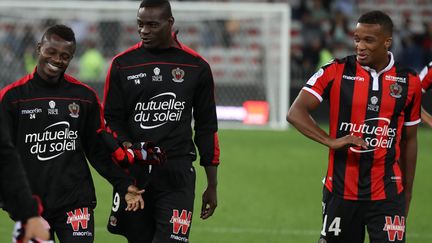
[287,105,331,147]
[399,138,417,194]
[420,107,432,127]
[204,166,218,188]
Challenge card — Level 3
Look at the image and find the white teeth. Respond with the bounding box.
[47,63,60,71]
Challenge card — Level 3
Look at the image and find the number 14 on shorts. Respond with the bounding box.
[320,215,342,236]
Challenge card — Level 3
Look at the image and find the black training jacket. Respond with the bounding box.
[0,106,38,221]
[0,70,133,218]
[103,40,220,167]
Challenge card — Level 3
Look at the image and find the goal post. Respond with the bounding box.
[0,1,290,130]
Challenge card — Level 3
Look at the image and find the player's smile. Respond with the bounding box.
[46,62,63,73]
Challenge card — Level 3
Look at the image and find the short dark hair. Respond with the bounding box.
[139,0,172,18]
[358,11,393,35]
[41,24,76,43]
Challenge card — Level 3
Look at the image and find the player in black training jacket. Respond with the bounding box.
[0,25,144,243]
[103,0,220,242]
[0,106,50,243]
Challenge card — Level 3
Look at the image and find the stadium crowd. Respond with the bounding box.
[1,0,432,89]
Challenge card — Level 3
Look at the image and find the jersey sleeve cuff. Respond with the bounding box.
[404,119,421,126]
[302,87,323,102]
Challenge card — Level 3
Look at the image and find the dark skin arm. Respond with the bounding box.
[420,106,432,127]
[286,90,368,149]
[201,166,217,219]
[399,125,418,217]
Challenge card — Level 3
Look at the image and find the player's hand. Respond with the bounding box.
[13,217,51,243]
[200,186,217,219]
[125,185,145,211]
[23,217,50,243]
[328,134,368,150]
[131,142,167,165]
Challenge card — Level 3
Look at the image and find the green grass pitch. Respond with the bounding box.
[1,127,432,242]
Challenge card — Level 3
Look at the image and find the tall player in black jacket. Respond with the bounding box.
[0,25,144,243]
[103,0,220,242]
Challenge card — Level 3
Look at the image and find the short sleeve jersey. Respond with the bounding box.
[303,53,421,201]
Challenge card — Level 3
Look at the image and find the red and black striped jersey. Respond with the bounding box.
[0,70,134,217]
[419,61,432,92]
[103,40,220,167]
[303,53,421,201]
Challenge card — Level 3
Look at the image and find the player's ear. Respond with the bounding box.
[384,37,392,50]
[168,16,174,27]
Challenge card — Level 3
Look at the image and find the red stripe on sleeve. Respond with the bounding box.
[212,133,220,165]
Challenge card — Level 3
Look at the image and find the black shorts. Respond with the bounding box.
[319,187,406,243]
[107,160,196,243]
[45,206,94,243]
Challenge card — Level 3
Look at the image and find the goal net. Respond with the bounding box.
[0,1,290,129]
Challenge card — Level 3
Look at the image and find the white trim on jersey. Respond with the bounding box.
[404,119,421,126]
[302,87,323,103]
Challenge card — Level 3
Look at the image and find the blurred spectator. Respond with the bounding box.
[23,45,37,74]
[292,1,309,21]
[331,40,351,59]
[202,20,233,48]
[4,25,21,57]
[302,37,324,76]
[0,43,23,86]
[309,0,331,28]
[327,9,351,47]
[20,25,37,58]
[99,21,120,57]
[68,19,91,55]
[317,44,334,68]
[420,22,432,64]
[300,1,328,49]
[332,0,355,16]
[79,39,106,82]
[399,34,424,72]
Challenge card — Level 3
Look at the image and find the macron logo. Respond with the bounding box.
[342,75,365,82]
[127,73,146,80]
